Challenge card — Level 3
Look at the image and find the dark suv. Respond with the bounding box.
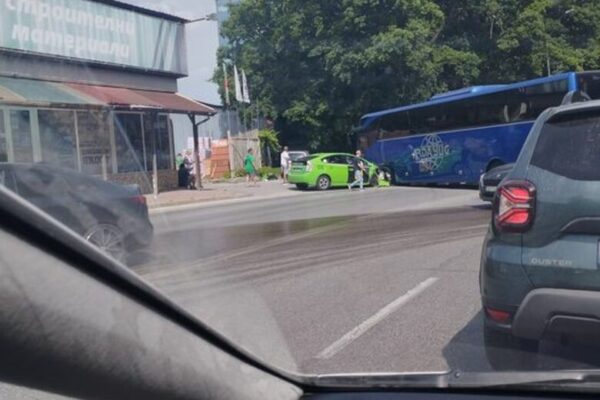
[480,100,600,368]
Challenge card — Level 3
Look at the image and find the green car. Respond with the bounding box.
[288,153,378,190]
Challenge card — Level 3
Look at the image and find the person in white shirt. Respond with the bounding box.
[280,146,291,183]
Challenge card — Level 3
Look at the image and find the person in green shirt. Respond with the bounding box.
[244,148,258,186]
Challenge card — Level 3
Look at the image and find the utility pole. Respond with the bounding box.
[542,9,574,77]
[183,13,218,189]
[188,114,202,189]
[542,17,551,76]
[187,113,212,189]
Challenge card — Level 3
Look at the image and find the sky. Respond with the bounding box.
[124,0,221,105]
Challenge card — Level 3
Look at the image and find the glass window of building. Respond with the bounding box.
[38,110,77,169]
[143,114,172,171]
[0,110,6,162]
[10,110,33,163]
[77,111,112,175]
[114,113,144,173]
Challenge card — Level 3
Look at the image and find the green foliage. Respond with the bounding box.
[214,0,600,151]
[258,128,281,152]
[234,168,247,178]
[222,169,247,179]
[258,167,280,180]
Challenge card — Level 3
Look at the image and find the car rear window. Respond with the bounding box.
[295,155,319,163]
[531,109,600,180]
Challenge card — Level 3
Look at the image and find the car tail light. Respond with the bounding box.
[494,180,536,232]
[485,307,511,324]
[130,194,147,206]
[306,161,312,172]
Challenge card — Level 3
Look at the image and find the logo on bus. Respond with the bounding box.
[412,134,451,172]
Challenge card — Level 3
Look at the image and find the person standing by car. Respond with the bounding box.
[244,148,258,187]
[280,146,291,184]
[348,150,366,191]
[183,150,196,190]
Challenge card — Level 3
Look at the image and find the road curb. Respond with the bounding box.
[148,190,306,214]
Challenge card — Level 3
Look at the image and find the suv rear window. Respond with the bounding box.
[531,109,600,180]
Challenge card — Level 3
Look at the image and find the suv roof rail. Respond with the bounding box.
[561,90,592,105]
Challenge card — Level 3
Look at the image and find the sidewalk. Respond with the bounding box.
[144,180,300,210]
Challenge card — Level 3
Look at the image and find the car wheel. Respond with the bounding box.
[84,224,126,262]
[316,175,331,191]
[483,323,538,371]
[296,183,308,190]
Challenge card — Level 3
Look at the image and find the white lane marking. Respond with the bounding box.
[315,277,439,360]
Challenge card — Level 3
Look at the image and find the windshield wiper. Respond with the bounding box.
[309,369,600,390]
[451,369,600,390]
[310,371,451,389]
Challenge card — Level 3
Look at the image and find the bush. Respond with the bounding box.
[222,168,279,180]
[258,167,280,179]
[234,168,247,178]
[221,169,246,179]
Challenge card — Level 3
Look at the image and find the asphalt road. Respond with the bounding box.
[131,186,600,375]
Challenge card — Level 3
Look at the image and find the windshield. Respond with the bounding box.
[2,0,600,394]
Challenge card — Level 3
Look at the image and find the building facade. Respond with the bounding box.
[0,0,214,192]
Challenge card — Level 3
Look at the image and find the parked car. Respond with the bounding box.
[0,162,153,261]
[480,100,600,368]
[479,163,514,202]
[288,153,378,190]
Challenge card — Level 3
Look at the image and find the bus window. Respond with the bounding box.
[521,79,569,118]
[380,112,410,138]
[440,101,472,131]
[474,92,507,126]
[577,72,600,100]
[407,106,431,134]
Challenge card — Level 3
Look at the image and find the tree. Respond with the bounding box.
[496,1,600,78]
[258,128,280,166]
[214,0,600,151]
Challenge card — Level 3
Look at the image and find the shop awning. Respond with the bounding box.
[0,76,104,108]
[67,83,216,115]
[0,76,216,115]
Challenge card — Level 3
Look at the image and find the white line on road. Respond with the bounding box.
[315,277,439,360]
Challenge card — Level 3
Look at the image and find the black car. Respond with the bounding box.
[0,163,153,261]
[478,163,514,202]
[480,100,600,368]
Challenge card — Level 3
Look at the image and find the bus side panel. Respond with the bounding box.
[363,140,384,165]
[374,122,534,185]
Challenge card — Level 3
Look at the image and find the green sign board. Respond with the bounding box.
[0,0,187,75]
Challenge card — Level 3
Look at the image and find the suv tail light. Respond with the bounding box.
[494,180,536,233]
[485,306,511,324]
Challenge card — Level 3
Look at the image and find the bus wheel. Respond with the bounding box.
[316,175,331,190]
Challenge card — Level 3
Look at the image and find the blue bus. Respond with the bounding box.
[358,71,600,184]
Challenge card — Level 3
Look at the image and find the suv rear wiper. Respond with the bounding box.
[309,369,600,390]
